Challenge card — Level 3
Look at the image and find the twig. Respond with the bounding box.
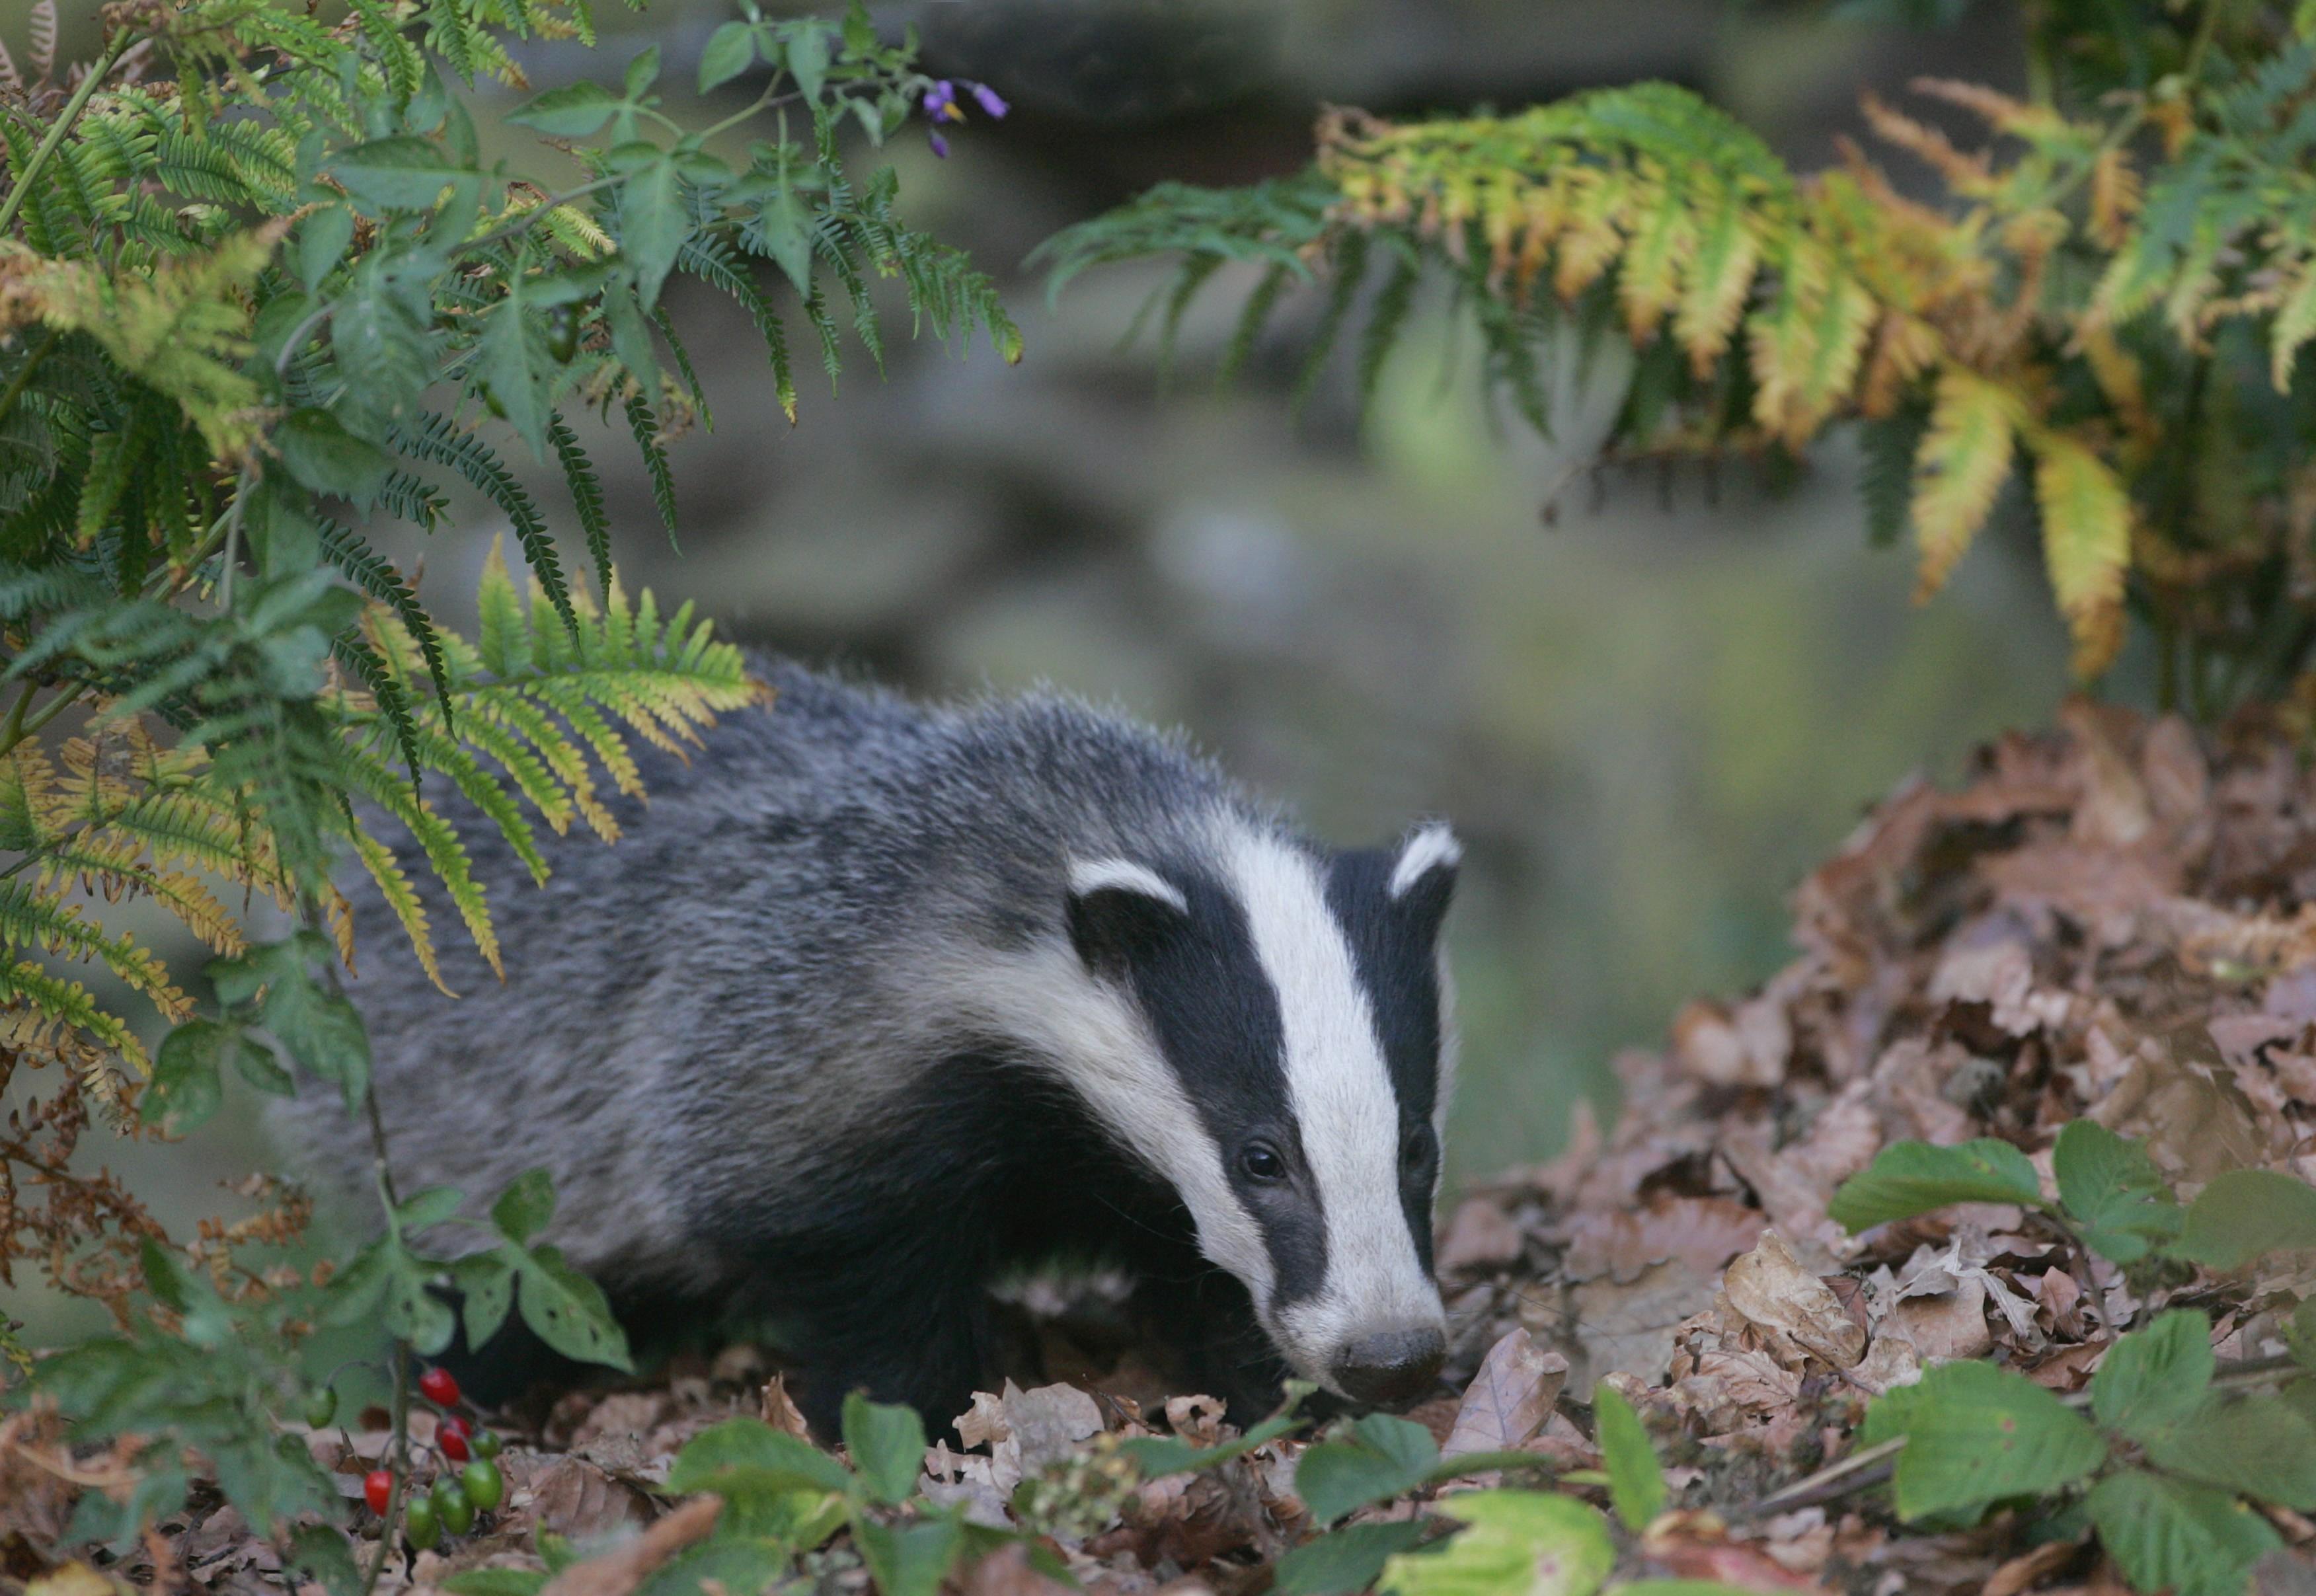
[0,32,133,237]
[1746,1435,1906,1517]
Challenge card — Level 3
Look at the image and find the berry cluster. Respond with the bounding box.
[347,1367,509,1552]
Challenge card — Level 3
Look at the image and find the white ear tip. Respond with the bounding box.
[1389,823,1461,898]
[1069,858,1189,914]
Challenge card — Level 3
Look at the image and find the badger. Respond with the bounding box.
[276,660,1461,1438]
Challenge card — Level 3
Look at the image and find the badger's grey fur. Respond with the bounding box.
[275,659,1460,1437]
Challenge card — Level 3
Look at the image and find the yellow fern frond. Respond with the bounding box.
[348,824,449,995]
[1911,365,2023,599]
[2028,429,2132,677]
[0,960,150,1076]
[1673,194,1761,377]
[2087,147,2140,252]
[0,880,193,1024]
[2271,254,2316,393]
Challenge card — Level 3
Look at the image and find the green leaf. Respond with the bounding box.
[2176,1169,2316,1270]
[1863,1360,2108,1521]
[852,1514,962,1596]
[515,1244,633,1371]
[2054,1121,2182,1263]
[508,82,621,139]
[1383,1492,1613,1596]
[2091,1310,2214,1441]
[1828,1138,2046,1232]
[492,1170,556,1244]
[295,206,356,293]
[274,408,393,505]
[2089,1470,2282,1596]
[449,1250,514,1351]
[288,1525,364,1596]
[262,967,370,1114]
[1115,1412,1301,1476]
[1298,1414,1442,1525]
[699,22,759,92]
[1277,1522,1433,1596]
[325,1235,457,1355]
[667,1418,853,1498]
[2142,1393,2316,1511]
[620,156,692,312]
[479,287,551,460]
[393,1186,466,1231]
[843,1392,927,1506]
[330,137,460,214]
[443,1572,549,1596]
[143,1018,230,1131]
[625,46,663,98]
[783,24,831,104]
[1592,1385,1666,1532]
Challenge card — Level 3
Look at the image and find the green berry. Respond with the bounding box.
[303,1387,337,1429]
[403,1496,440,1551]
[470,1428,502,1460]
[432,1477,475,1537]
[461,1459,504,1511]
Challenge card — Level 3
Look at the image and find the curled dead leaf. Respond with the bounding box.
[1442,1328,1567,1458]
[1722,1231,1867,1369]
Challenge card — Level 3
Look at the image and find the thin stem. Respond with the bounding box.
[1,676,34,745]
[453,174,621,261]
[0,677,89,756]
[2182,0,2225,86]
[0,32,134,238]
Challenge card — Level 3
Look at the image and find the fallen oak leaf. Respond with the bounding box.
[1443,1329,1568,1459]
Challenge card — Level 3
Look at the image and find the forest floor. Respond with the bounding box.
[7,699,2316,1596]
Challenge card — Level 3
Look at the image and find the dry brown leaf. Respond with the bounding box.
[1563,1196,1765,1286]
[1441,1328,1567,1458]
[1570,1258,1718,1394]
[760,1375,811,1439]
[1982,1537,2085,1596]
[1723,1232,1867,1369]
[1004,1383,1104,1472]
[525,1457,654,1540]
[960,1542,1078,1596]
[1437,1196,1525,1272]
[535,1496,720,1596]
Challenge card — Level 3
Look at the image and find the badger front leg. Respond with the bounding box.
[785,1236,995,1443]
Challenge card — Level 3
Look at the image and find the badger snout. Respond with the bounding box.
[1330,1325,1447,1408]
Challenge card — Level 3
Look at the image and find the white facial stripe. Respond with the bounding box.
[937,944,1276,1309]
[1069,857,1188,914]
[1221,825,1445,1378]
[1389,823,1461,899]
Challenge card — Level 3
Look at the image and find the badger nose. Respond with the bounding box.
[1331,1328,1447,1408]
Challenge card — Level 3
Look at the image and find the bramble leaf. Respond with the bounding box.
[2175,1170,2316,1270]
[2054,1121,2181,1264]
[1864,1360,2108,1521]
[1828,1138,2045,1232]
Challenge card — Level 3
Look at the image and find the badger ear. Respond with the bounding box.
[1387,821,1459,940]
[1066,859,1188,977]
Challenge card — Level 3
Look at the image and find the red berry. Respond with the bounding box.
[364,1469,393,1515]
[418,1367,460,1407]
[439,1415,472,1463]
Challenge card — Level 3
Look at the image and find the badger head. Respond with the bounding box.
[1062,819,1459,1409]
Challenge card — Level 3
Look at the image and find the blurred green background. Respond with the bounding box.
[7,0,2066,1339]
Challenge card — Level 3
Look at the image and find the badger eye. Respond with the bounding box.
[1240,1143,1288,1183]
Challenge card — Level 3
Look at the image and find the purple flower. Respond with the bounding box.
[929,130,950,158]
[921,79,964,122]
[967,81,1009,118]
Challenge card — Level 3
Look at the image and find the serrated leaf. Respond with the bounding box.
[451,1250,514,1351]
[1828,1137,2046,1232]
[262,968,370,1114]
[393,1186,465,1231]
[2055,1121,2182,1264]
[329,137,460,214]
[2089,1470,2282,1596]
[1592,1384,1666,1532]
[1382,1491,1613,1596]
[842,1392,926,1506]
[1298,1414,1442,1525]
[783,25,831,104]
[1277,1522,1433,1596]
[479,288,551,460]
[2091,1310,2214,1441]
[2177,1169,2316,1270]
[1864,1359,2108,1521]
[2143,1392,2316,1511]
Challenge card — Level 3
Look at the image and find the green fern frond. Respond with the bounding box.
[390,412,579,642]
[622,393,677,543]
[0,879,192,1022]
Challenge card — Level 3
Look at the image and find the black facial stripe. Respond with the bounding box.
[1099,867,1327,1310]
[1327,847,1451,1275]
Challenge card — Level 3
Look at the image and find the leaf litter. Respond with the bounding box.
[9,702,2316,1596]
